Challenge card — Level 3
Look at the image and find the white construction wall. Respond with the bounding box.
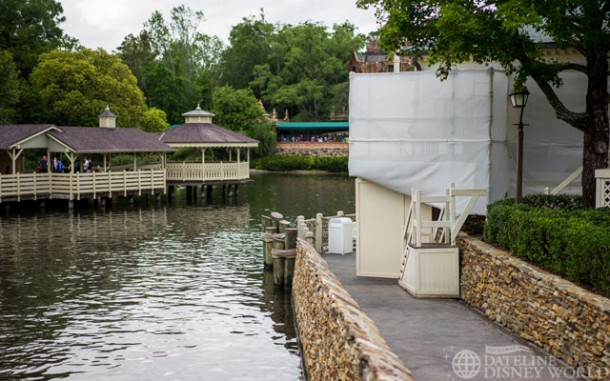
[348,67,584,214]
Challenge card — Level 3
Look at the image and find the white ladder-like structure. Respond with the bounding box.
[398,184,486,297]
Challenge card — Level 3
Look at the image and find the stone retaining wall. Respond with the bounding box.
[276,142,349,157]
[459,236,610,376]
[292,239,413,380]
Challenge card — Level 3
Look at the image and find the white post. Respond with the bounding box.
[104,154,107,171]
[133,154,137,171]
[393,54,400,72]
[412,188,421,247]
[315,213,323,253]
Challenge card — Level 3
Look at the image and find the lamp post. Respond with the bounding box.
[509,90,529,204]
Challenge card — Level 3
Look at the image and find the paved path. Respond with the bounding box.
[323,253,578,381]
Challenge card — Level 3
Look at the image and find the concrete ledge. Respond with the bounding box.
[292,239,413,380]
[459,235,610,374]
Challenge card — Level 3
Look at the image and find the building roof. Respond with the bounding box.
[160,123,258,148]
[49,127,174,153]
[276,121,349,131]
[0,124,57,149]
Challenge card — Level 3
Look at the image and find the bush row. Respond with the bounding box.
[484,195,610,297]
[251,155,348,172]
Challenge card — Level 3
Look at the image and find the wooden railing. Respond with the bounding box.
[0,169,166,202]
[165,162,250,182]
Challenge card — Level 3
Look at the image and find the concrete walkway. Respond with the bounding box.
[323,253,578,381]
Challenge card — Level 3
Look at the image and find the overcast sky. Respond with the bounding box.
[59,0,380,52]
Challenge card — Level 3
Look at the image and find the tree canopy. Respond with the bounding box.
[358,0,610,207]
[30,49,147,127]
[118,5,222,124]
[0,0,75,76]
[249,21,365,121]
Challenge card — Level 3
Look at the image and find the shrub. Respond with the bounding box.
[252,155,348,172]
[484,196,610,297]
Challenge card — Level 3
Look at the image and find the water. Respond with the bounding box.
[0,172,355,381]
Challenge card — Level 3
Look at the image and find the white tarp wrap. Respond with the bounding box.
[348,67,583,215]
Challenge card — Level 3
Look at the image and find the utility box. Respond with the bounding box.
[327,217,353,255]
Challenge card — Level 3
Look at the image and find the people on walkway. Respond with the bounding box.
[53,157,58,172]
[84,158,93,172]
[56,157,64,173]
[39,155,48,173]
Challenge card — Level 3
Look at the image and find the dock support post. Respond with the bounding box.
[315,213,323,253]
[272,238,285,286]
[283,228,297,287]
[270,211,283,233]
[68,200,74,209]
[263,226,275,270]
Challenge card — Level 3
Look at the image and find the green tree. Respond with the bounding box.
[218,12,274,90]
[250,22,365,121]
[0,50,22,123]
[358,0,610,208]
[138,107,168,132]
[30,49,146,127]
[118,6,222,124]
[211,86,264,131]
[211,86,274,157]
[0,0,74,76]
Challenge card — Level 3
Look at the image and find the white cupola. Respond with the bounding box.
[99,105,117,128]
[182,104,215,124]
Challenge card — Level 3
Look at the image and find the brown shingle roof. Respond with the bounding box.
[0,124,56,149]
[160,123,258,146]
[49,127,174,153]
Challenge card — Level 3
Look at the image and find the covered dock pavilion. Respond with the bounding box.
[0,108,174,206]
[160,105,259,199]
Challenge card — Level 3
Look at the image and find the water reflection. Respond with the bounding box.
[0,173,355,380]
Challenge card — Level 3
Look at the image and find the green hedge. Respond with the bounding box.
[251,155,348,172]
[484,195,610,297]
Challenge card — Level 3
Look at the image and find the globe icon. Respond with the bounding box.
[452,349,481,379]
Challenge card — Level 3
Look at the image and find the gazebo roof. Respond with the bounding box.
[0,124,57,150]
[49,127,175,153]
[160,123,258,148]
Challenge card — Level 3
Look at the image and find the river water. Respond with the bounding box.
[0,173,355,381]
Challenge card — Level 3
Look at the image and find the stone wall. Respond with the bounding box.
[275,142,348,157]
[292,239,413,381]
[459,236,610,376]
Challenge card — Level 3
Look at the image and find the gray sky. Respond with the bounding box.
[60,0,380,52]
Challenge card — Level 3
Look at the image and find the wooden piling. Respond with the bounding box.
[263,226,276,269]
[272,238,285,286]
[283,228,297,287]
[270,211,283,233]
[279,220,290,234]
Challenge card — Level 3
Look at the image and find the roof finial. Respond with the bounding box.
[196,103,201,110]
[105,104,110,111]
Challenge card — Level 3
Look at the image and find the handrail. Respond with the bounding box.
[545,166,582,195]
